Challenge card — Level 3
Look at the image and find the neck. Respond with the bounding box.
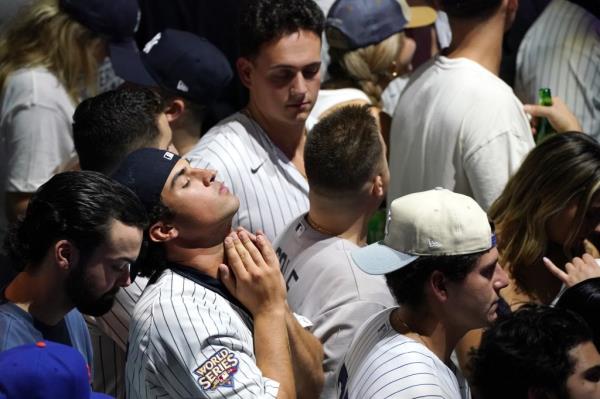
[172,124,201,156]
[246,101,307,160]
[445,14,505,76]
[166,242,225,279]
[5,267,72,326]
[391,306,461,364]
[307,195,374,246]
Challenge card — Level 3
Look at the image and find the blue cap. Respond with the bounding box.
[112,29,233,105]
[112,148,181,213]
[0,341,112,399]
[326,0,436,50]
[59,0,140,69]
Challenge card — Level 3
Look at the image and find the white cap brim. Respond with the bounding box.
[351,241,418,275]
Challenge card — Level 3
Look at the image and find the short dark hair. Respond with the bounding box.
[4,171,148,272]
[471,304,593,399]
[139,201,174,280]
[385,252,483,308]
[440,0,502,19]
[73,87,167,175]
[239,0,324,59]
[557,277,600,348]
[306,105,383,195]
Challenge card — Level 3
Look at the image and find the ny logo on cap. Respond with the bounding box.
[144,33,161,54]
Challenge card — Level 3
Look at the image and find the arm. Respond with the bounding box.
[219,231,296,399]
[284,307,324,399]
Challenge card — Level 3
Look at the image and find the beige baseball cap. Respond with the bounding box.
[352,188,496,274]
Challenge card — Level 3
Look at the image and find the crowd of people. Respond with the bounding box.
[0,0,599,398]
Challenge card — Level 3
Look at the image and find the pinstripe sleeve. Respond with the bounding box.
[144,294,280,398]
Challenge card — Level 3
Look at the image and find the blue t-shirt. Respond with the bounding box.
[0,302,93,368]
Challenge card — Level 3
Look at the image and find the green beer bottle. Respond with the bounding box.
[535,88,555,144]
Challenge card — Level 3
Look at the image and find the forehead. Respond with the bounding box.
[163,158,190,194]
[254,29,321,68]
[471,247,499,270]
[569,341,600,373]
[99,219,143,257]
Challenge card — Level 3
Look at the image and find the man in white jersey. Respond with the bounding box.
[273,106,396,398]
[185,0,325,240]
[388,0,532,210]
[338,188,509,399]
[515,0,600,139]
[113,148,324,399]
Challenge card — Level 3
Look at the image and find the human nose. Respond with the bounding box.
[493,263,509,290]
[195,168,216,185]
[118,268,131,288]
[290,72,308,97]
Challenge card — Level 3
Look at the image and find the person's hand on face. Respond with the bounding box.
[543,253,600,288]
[218,231,286,316]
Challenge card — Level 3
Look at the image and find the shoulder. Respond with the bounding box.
[2,67,73,114]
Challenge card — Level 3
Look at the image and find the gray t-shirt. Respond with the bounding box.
[273,214,396,399]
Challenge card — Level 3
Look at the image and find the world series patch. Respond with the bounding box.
[194,349,239,390]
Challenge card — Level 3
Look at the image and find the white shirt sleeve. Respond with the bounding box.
[144,296,280,398]
[463,130,532,210]
[3,103,75,192]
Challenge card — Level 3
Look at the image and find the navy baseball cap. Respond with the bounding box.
[112,148,182,213]
[0,341,112,399]
[327,0,437,50]
[59,0,141,68]
[112,29,233,105]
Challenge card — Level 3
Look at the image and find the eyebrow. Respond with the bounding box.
[170,167,187,189]
[269,61,321,70]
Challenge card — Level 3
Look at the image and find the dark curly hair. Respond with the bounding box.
[239,0,324,59]
[4,171,148,272]
[471,304,593,399]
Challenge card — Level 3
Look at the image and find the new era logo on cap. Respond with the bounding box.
[177,80,189,92]
[163,152,174,160]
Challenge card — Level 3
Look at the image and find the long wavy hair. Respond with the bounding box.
[325,32,404,108]
[0,0,103,101]
[489,133,600,293]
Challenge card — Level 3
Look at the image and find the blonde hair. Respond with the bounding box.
[489,133,600,294]
[0,0,103,101]
[326,32,404,108]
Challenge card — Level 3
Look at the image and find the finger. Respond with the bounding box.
[523,104,551,119]
[224,235,250,279]
[584,239,600,258]
[218,264,236,293]
[238,230,265,267]
[543,256,569,283]
[235,226,257,242]
[255,234,280,269]
[231,232,254,266]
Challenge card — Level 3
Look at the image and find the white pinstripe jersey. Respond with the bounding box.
[126,266,280,399]
[186,112,309,241]
[337,307,470,399]
[516,0,600,139]
[86,276,148,399]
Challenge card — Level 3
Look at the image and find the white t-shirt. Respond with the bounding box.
[0,67,77,238]
[273,214,396,398]
[515,0,600,139]
[338,307,470,399]
[186,112,309,240]
[306,88,370,130]
[389,56,534,210]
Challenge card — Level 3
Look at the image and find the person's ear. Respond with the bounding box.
[370,174,385,199]
[54,240,79,271]
[237,57,254,89]
[430,270,448,301]
[164,99,185,123]
[149,221,178,243]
